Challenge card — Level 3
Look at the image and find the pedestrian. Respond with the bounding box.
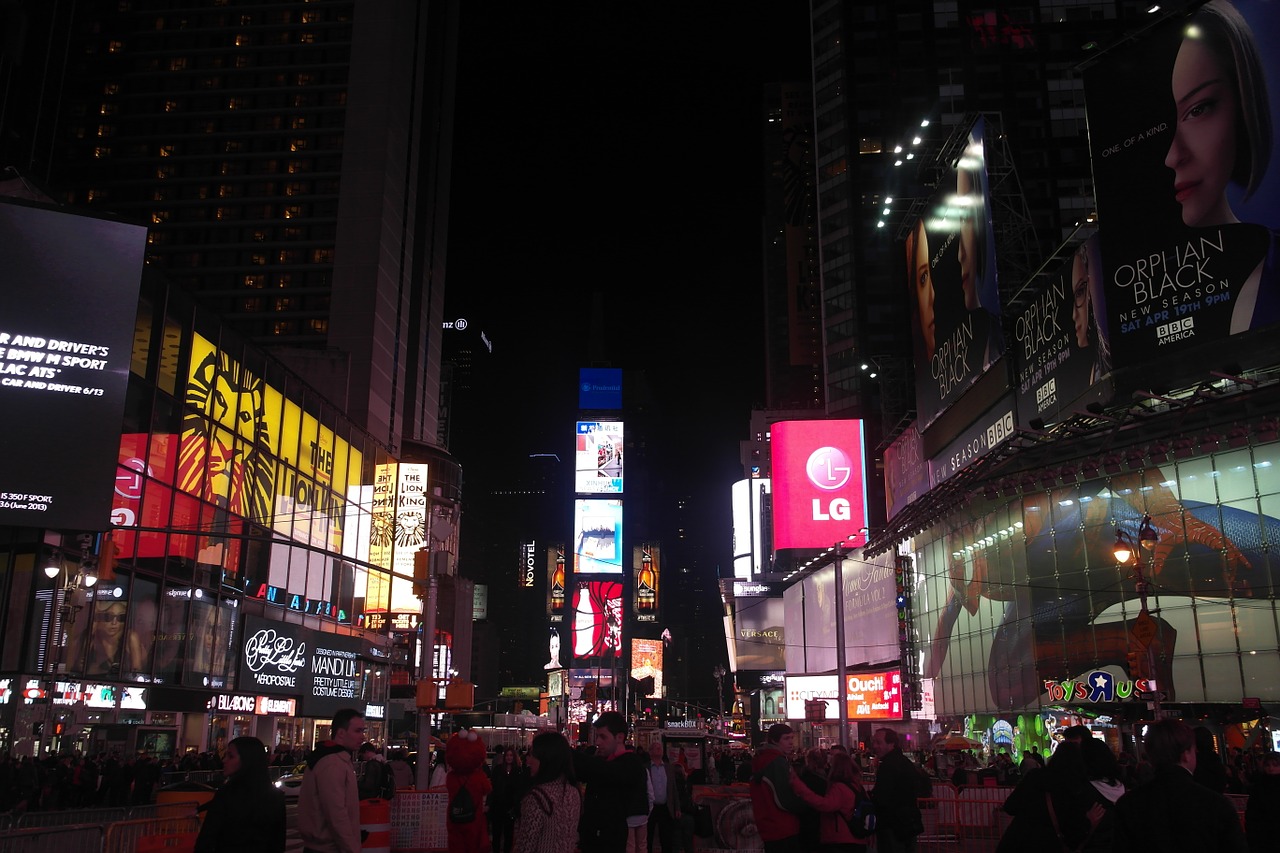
[576,711,649,853]
[646,740,680,853]
[513,732,581,853]
[671,761,697,853]
[748,723,805,853]
[298,707,366,853]
[490,745,528,853]
[1192,726,1230,794]
[1245,752,1280,853]
[797,748,829,853]
[388,750,414,791]
[1079,737,1125,853]
[793,750,871,850]
[995,739,1102,853]
[131,751,162,805]
[195,736,286,853]
[1112,718,1247,852]
[869,728,931,853]
[357,742,395,801]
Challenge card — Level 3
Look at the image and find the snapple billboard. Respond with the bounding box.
[770,420,868,549]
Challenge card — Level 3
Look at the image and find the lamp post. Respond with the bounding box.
[712,665,726,736]
[41,553,98,756]
[1113,515,1162,717]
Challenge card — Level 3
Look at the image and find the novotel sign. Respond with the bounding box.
[236,614,376,718]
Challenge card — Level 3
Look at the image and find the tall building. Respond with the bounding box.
[1,0,459,456]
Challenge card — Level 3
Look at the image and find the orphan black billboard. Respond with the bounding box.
[1083,0,1280,366]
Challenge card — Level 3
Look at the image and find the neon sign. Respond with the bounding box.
[1043,671,1157,703]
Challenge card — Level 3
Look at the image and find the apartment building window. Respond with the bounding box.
[169,57,187,71]
[244,274,266,288]
[309,319,328,333]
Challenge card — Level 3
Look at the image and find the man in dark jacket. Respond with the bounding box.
[870,728,930,853]
[748,723,804,853]
[577,711,649,853]
[1113,718,1246,852]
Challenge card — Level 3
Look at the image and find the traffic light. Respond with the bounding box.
[413,548,431,598]
[98,530,120,582]
[1126,650,1145,679]
[53,721,65,736]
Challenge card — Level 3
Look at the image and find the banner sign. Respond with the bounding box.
[236,614,371,718]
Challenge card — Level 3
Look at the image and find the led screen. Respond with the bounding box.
[578,367,623,409]
[732,596,785,671]
[630,638,663,698]
[571,580,622,659]
[573,499,623,574]
[770,420,868,550]
[0,201,145,530]
[576,421,624,494]
[905,117,1005,430]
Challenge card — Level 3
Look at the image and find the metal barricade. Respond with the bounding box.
[129,800,201,820]
[0,823,106,853]
[1,810,14,830]
[103,815,200,853]
[17,806,127,828]
[953,785,1013,838]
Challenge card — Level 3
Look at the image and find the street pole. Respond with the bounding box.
[712,665,725,738]
[415,553,438,790]
[833,543,849,750]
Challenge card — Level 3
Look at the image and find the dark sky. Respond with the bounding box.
[446,5,811,515]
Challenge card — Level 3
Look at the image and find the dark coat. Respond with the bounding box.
[871,749,929,842]
[576,748,646,853]
[1245,772,1280,853]
[1113,766,1247,853]
[195,777,287,853]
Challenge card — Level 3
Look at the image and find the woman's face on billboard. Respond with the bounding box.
[910,221,935,358]
[1072,249,1091,348]
[1164,35,1239,227]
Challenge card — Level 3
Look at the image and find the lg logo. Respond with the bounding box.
[806,446,853,521]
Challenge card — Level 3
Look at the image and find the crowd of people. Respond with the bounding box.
[8,712,1280,853]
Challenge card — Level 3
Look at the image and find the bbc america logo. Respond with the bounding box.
[1155,316,1195,344]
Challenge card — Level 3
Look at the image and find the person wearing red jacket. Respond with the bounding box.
[748,724,804,852]
[794,751,872,849]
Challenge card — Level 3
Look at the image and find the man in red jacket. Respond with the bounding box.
[749,724,804,853]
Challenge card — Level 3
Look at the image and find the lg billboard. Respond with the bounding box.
[769,420,868,550]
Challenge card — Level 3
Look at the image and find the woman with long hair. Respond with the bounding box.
[793,750,871,850]
[490,745,528,853]
[195,735,286,853]
[513,732,581,853]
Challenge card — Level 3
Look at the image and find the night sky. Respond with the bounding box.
[446,5,811,535]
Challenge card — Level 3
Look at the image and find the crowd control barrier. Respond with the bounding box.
[361,797,392,853]
[387,788,448,852]
[103,815,200,853]
[0,823,105,853]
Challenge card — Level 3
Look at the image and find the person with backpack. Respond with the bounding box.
[357,743,396,801]
[445,730,494,853]
[794,751,872,850]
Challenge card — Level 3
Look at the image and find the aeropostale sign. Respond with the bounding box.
[237,614,374,717]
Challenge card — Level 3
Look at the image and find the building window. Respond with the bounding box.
[169,57,187,72]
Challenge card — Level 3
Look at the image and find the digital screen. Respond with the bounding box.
[573,499,623,574]
[571,580,622,659]
[770,420,868,550]
[0,201,146,530]
[575,421,624,494]
[578,367,623,409]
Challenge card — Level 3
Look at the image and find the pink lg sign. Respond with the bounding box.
[770,419,868,550]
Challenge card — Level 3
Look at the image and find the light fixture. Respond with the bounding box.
[44,564,60,579]
[1138,515,1159,551]
[1113,529,1134,565]
[83,572,98,588]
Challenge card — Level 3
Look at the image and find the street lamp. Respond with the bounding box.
[712,665,726,735]
[1113,515,1163,716]
[41,553,98,756]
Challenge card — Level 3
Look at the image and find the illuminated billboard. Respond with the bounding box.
[883,424,928,523]
[520,541,537,589]
[1083,0,1280,367]
[0,201,145,530]
[571,580,622,659]
[547,544,566,617]
[906,118,1005,429]
[579,367,623,409]
[732,595,785,671]
[783,670,903,721]
[1013,233,1111,427]
[769,420,868,550]
[365,462,428,613]
[731,478,771,580]
[633,544,659,622]
[573,499,623,574]
[576,421,624,494]
[783,548,899,674]
[630,638,664,698]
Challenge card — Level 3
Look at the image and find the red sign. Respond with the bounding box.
[770,420,868,549]
[845,669,903,721]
